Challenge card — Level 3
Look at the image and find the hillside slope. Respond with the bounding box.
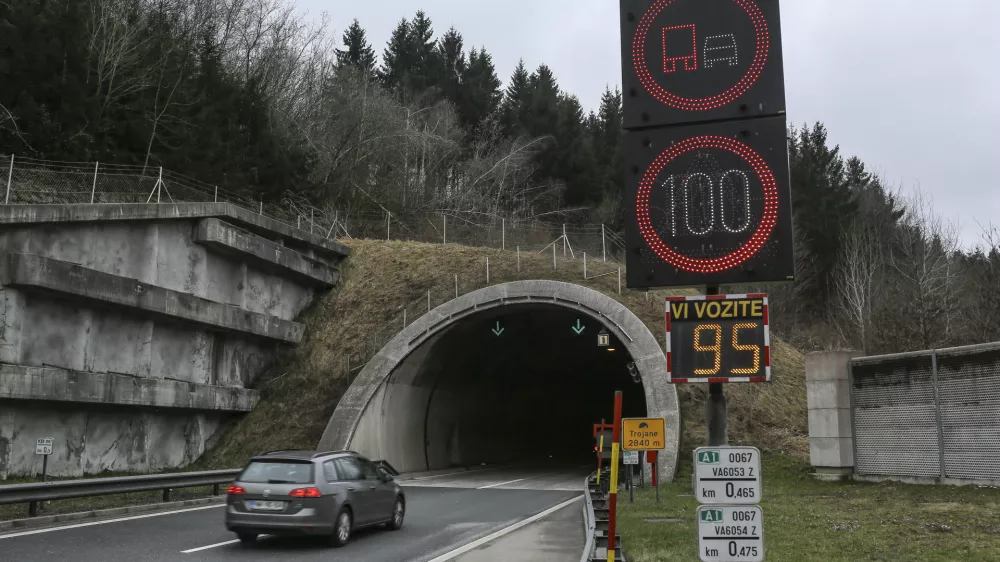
[200,240,806,469]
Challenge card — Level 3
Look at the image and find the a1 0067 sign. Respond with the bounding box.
[666,293,770,383]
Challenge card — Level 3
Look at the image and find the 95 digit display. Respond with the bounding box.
[666,294,771,383]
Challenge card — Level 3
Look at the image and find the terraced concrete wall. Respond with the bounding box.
[0,204,349,478]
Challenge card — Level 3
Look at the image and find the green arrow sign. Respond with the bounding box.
[572,319,586,335]
[492,321,504,337]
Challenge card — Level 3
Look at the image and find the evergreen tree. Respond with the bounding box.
[405,11,440,95]
[500,60,531,138]
[553,94,600,205]
[435,26,465,104]
[594,87,623,198]
[458,47,502,134]
[378,18,411,92]
[789,123,859,310]
[336,19,377,78]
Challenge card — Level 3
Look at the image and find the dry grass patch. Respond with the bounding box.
[200,239,807,469]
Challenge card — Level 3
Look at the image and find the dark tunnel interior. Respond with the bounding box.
[372,304,650,471]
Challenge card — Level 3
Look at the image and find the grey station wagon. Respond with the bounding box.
[225,450,405,547]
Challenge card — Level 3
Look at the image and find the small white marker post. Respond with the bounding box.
[32,438,54,516]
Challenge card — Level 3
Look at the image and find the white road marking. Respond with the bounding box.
[181,539,240,553]
[476,477,531,490]
[0,504,224,540]
[402,466,503,483]
[423,495,583,562]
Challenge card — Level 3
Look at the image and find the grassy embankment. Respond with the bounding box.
[618,454,1000,561]
[200,238,807,469]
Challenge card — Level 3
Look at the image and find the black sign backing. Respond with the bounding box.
[620,0,786,130]
[624,116,793,289]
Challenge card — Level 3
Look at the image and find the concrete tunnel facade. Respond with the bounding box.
[318,280,681,483]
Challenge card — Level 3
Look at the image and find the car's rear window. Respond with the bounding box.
[239,460,314,484]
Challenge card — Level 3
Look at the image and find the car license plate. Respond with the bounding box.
[247,500,285,511]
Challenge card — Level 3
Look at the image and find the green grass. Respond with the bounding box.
[618,454,1000,561]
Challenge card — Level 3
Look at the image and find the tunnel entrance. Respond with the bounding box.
[421,304,646,467]
[319,281,681,482]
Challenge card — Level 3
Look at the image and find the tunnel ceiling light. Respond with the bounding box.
[607,347,617,352]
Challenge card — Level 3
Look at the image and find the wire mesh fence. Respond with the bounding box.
[850,342,1000,481]
[0,153,626,262]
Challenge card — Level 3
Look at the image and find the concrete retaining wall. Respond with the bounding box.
[0,204,348,478]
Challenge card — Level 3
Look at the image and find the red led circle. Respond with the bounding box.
[635,135,779,273]
[632,0,770,111]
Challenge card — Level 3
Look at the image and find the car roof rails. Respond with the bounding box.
[260,449,310,456]
[310,450,359,459]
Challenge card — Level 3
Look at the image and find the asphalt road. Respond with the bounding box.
[0,466,588,562]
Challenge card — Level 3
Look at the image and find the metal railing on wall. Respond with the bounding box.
[0,154,626,261]
[850,341,1000,482]
[0,154,636,395]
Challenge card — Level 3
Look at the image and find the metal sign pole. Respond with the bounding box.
[705,285,728,446]
[629,464,634,504]
[607,391,623,562]
[597,418,605,486]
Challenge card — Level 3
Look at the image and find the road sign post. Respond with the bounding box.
[34,437,53,514]
[607,391,623,562]
[623,450,639,504]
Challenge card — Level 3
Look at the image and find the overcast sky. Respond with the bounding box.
[298,0,1000,249]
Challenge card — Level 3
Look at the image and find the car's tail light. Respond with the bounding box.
[227,485,245,495]
[289,487,322,498]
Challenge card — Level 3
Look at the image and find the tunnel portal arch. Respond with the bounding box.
[318,280,681,483]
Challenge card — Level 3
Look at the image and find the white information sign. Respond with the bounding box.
[694,446,761,505]
[697,505,764,562]
[36,438,53,456]
[622,450,639,465]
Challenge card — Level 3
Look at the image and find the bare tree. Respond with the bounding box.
[889,188,960,350]
[87,0,151,112]
[833,219,882,353]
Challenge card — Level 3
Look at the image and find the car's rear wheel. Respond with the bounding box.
[387,496,404,530]
[236,532,258,545]
[329,509,352,547]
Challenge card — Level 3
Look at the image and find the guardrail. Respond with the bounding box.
[0,469,242,517]
[580,471,598,562]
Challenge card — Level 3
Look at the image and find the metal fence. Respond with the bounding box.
[850,341,1000,481]
[0,154,626,262]
[0,154,634,396]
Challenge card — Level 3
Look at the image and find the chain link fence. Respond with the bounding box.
[850,342,1000,482]
[0,154,626,261]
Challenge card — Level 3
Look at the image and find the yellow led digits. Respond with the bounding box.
[693,324,723,375]
[731,322,761,374]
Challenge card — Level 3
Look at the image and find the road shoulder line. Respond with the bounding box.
[423,494,584,562]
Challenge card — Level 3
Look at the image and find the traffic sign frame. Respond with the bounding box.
[696,504,765,562]
[666,293,771,383]
[693,446,762,504]
[619,0,787,130]
[621,417,667,451]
